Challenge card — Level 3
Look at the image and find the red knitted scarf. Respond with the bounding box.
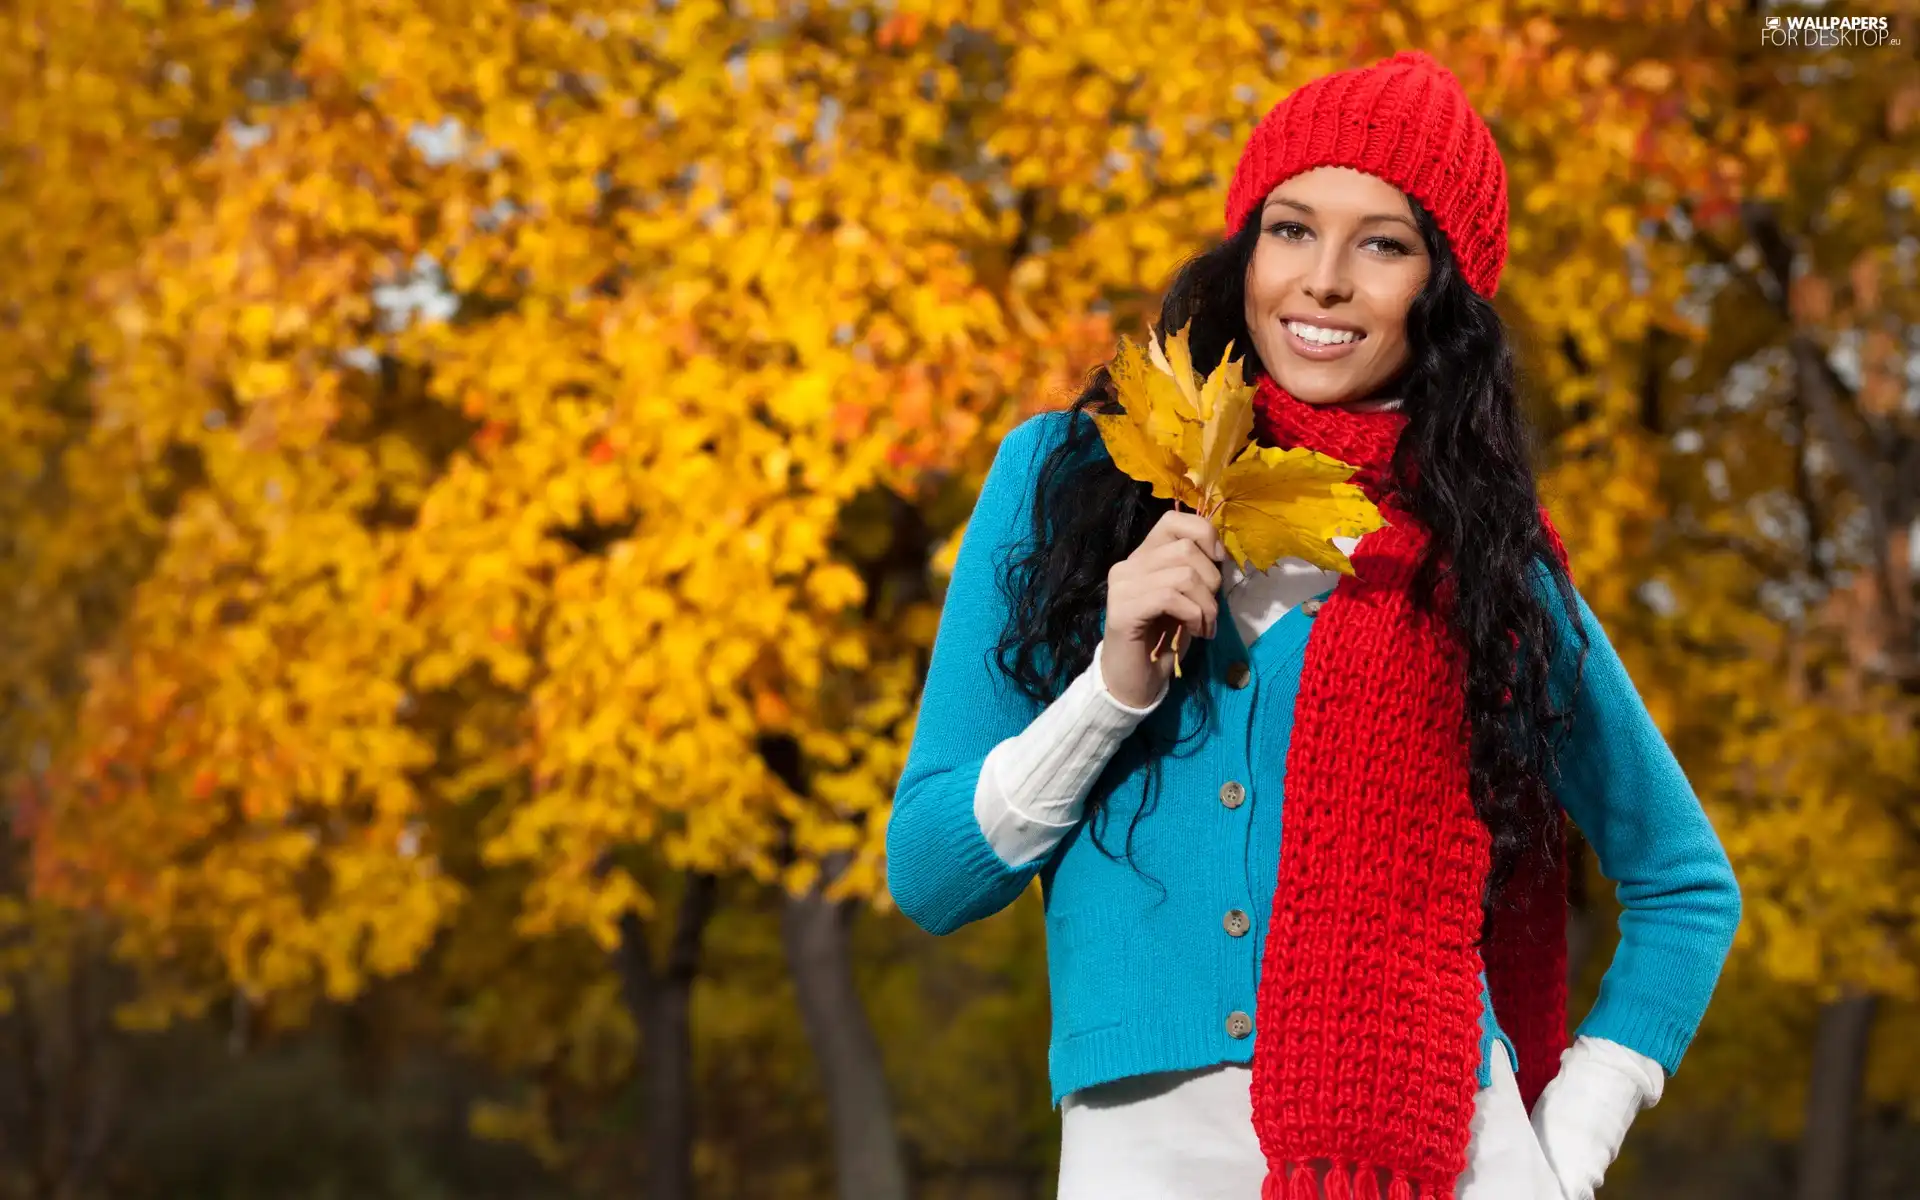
[1248,375,1571,1200]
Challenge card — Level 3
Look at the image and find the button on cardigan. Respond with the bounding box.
[885,411,1742,1115]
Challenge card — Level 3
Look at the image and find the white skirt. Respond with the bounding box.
[1056,1042,1559,1199]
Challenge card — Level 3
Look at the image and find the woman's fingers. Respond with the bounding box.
[1149,588,1209,641]
[1106,511,1228,666]
[1137,510,1227,561]
[1147,537,1223,594]
[1139,566,1219,639]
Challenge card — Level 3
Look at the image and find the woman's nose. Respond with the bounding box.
[1301,250,1353,306]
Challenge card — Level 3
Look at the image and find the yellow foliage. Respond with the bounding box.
[5,2,1914,1071]
[1094,324,1385,575]
[10,0,1091,1010]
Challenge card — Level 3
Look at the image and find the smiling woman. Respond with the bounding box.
[886,49,1740,1200]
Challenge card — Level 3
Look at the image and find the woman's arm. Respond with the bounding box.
[886,413,1069,935]
[1548,582,1743,1067]
[1530,575,1743,1197]
[973,640,1166,866]
[888,413,1221,934]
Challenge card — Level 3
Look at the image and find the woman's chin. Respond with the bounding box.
[1271,377,1373,407]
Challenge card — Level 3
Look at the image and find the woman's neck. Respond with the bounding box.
[1335,394,1404,414]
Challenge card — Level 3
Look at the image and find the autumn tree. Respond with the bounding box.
[19,2,1087,1196]
[1,5,293,1196]
[1606,15,1920,1196]
[15,1,1915,1196]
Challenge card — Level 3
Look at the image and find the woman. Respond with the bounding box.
[886,51,1740,1200]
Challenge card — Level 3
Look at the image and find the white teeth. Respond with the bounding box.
[1286,321,1361,345]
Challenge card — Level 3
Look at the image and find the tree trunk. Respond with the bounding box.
[4,941,125,1200]
[782,853,910,1200]
[1796,989,1878,1200]
[614,871,720,1200]
[755,730,910,1200]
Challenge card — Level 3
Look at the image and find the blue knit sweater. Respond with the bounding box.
[886,412,1742,1108]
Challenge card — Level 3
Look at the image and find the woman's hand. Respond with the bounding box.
[1530,1039,1665,1200]
[1100,511,1226,708]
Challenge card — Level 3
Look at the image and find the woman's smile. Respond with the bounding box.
[1279,316,1367,361]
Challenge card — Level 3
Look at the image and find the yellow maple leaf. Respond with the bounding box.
[1092,336,1192,504]
[1093,321,1387,576]
[1215,443,1386,574]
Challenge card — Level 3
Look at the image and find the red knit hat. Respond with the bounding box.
[1224,49,1509,297]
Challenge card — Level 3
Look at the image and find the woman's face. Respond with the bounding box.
[1242,166,1431,407]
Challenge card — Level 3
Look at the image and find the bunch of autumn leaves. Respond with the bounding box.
[1092,323,1386,672]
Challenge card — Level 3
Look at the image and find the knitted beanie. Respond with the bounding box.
[1224,49,1508,298]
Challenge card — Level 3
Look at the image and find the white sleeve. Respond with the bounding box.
[972,641,1167,867]
[1566,1035,1666,1103]
[1528,1035,1667,1200]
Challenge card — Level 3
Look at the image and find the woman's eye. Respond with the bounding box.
[1265,224,1409,256]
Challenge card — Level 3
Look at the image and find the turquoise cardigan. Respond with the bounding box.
[886,412,1742,1108]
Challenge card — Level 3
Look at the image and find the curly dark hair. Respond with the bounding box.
[992,198,1588,939]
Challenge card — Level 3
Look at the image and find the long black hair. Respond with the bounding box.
[992,198,1588,938]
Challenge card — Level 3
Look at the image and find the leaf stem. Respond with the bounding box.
[1150,500,1186,678]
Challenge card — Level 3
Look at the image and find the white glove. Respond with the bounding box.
[1529,1036,1665,1199]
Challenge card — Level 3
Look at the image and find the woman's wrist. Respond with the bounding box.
[1096,635,1168,709]
[1093,640,1168,714]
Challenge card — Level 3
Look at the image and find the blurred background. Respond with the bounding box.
[2,1,1918,1197]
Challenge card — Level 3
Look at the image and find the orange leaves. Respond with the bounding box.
[874,13,927,50]
[13,0,1893,1043]
[471,420,510,458]
[1500,7,1920,1006]
[0,3,1222,1010]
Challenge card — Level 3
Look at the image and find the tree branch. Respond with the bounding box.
[1672,526,1798,583]
[1675,200,1779,315]
[1789,395,1833,590]
[666,872,719,985]
[1790,334,1894,555]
